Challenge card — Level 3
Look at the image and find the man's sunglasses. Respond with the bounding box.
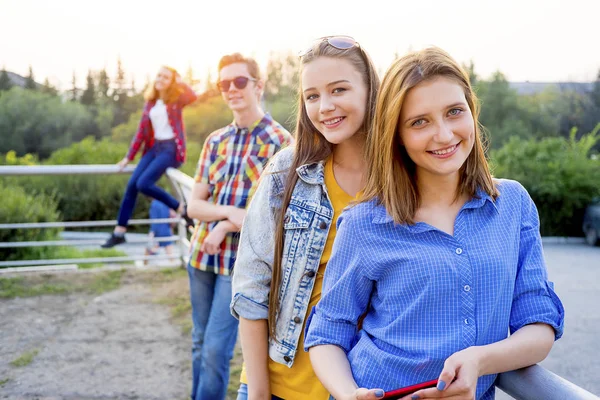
[298,35,360,57]
[217,76,257,92]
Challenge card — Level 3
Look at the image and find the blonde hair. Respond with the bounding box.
[143,65,183,104]
[362,46,498,224]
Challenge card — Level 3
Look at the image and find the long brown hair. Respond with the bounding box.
[143,65,183,104]
[362,46,498,225]
[267,38,380,340]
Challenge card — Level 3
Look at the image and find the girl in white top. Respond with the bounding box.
[102,66,197,248]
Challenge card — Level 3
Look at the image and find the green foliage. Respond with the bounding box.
[10,349,39,367]
[112,110,141,143]
[24,66,36,90]
[183,96,233,144]
[39,137,151,223]
[0,269,126,299]
[80,70,96,106]
[0,276,69,298]
[0,181,61,262]
[491,124,600,236]
[0,67,13,92]
[0,88,95,158]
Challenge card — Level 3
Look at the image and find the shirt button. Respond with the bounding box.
[319,221,327,229]
[455,248,463,255]
[283,355,292,362]
[464,319,469,325]
[293,316,302,323]
[307,271,316,278]
[464,285,471,292]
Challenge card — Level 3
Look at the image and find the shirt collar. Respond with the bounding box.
[231,113,273,134]
[372,186,499,227]
[296,161,325,185]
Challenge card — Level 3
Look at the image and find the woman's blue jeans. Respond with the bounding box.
[117,140,181,227]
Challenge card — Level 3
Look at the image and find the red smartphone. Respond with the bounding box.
[382,379,438,399]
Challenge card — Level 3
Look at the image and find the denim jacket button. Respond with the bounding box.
[319,221,327,229]
[307,271,316,278]
[293,316,301,323]
[283,355,291,362]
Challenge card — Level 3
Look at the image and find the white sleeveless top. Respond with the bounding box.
[149,100,175,140]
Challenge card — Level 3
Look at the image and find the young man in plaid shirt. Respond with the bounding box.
[186,53,293,400]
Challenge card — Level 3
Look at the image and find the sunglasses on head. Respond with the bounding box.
[298,35,360,58]
[217,76,257,92]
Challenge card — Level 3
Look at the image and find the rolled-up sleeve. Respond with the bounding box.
[230,160,278,321]
[304,212,373,353]
[510,185,565,339]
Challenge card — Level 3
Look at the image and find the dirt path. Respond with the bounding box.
[0,268,243,400]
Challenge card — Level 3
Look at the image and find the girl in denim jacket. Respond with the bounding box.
[230,36,379,400]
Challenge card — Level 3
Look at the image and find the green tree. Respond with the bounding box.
[97,68,110,99]
[264,53,283,101]
[80,70,96,106]
[41,77,58,96]
[24,65,36,90]
[591,69,600,109]
[68,70,79,102]
[477,71,529,149]
[112,57,129,125]
[492,125,600,236]
[0,66,12,92]
[0,88,95,158]
[463,60,477,87]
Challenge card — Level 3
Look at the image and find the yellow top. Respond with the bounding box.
[240,157,355,399]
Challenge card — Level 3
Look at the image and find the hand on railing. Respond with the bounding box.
[117,157,130,171]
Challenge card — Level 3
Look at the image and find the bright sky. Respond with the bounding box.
[1,0,599,91]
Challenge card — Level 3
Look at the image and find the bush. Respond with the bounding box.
[491,125,600,236]
[0,181,61,262]
[0,87,95,158]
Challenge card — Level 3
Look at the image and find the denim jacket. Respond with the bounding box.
[230,147,333,367]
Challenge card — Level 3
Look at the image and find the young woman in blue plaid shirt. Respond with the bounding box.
[305,47,564,400]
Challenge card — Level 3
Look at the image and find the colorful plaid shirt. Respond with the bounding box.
[188,113,293,275]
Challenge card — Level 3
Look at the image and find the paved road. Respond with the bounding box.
[497,242,600,398]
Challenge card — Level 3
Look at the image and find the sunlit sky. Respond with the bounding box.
[1,0,599,91]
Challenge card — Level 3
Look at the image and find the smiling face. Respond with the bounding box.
[218,62,262,113]
[399,76,475,180]
[154,67,174,92]
[302,56,368,145]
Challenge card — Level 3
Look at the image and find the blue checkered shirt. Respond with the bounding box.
[304,179,564,399]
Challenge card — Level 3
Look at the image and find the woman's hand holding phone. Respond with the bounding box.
[405,347,480,399]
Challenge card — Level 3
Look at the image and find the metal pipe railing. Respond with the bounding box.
[497,364,599,399]
[0,164,191,268]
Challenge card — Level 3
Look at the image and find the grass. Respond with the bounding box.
[0,276,70,298]
[10,349,39,367]
[0,378,9,387]
[0,269,126,299]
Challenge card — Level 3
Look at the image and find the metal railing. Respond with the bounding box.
[0,164,192,269]
[0,164,598,399]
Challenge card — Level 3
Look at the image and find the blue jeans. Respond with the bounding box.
[188,265,239,400]
[117,140,181,227]
[236,383,284,400]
